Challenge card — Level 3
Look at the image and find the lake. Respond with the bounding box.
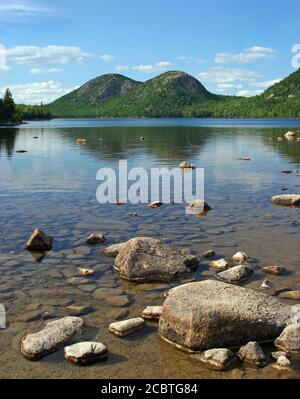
[0,118,299,379]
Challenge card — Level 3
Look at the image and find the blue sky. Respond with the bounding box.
[0,0,299,104]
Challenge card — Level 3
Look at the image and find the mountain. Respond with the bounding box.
[48,69,300,118]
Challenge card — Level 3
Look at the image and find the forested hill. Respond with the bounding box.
[48,69,300,118]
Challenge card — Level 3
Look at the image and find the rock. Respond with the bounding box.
[271,351,289,360]
[179,161,195,169]
[105,295,130,307]
[16,150,27,153]
[238,341,267,368]
[66,305,94,316]
[114,237,198,282]
[67,277,92,285]
[191,348,237,371]
[187,199,211,215]
[217,265,253,284]
[279,290,300,300]
[114,200,124,205]
[208,258,228,270]
[158,280,291,352]
[202,250,215,258]
[275,324,300,353]
[93,287,124,300]
[24,228,53,252]
[263,265,286,276]
[276,356,291,369]
[142,306,163,320]
[78,268,95,276]
[284,131,296,138]
[129,212,138,217]
[64,342,108,365]
[101,243,126,257]
[109,318,145,337]
[86,233,105,245]
[76,138,86,144]
[148,201,163,209]
[232,251,248,263]
[278,137,283,141]
[271,194,300,206]
[238,157,251,161]
[21,316,84,360]
[17,310,43,323]
[281,169,293,174]
[260,279,275,289]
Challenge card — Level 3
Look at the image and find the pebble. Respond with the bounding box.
[109,318,145,337]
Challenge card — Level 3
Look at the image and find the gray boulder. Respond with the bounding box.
[64,342,108,365]
[158,280,291,352]
[21,316,84,360]
[275,324,300,353]
[216,265,253,284]
[114,237,198,282]
[238,341,267,368]
[191,348,237,371]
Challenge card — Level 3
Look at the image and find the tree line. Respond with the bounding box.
[0,89,52,123]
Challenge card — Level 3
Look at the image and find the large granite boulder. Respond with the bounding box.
[114,237,198,282]
[21,316,84,360]
[158,280,291,352]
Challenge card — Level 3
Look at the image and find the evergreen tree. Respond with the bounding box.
[3,88,16,119]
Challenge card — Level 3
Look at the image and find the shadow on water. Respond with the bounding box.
[0,129,19,159]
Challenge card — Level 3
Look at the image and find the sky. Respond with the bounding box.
[0,0,299,104]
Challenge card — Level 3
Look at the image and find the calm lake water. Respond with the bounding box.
[0,118,300,379]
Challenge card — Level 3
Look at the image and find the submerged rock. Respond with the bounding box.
[158,280,291,352]
[21,316,84,360]
[279,290,300,300]
[263,265,286,276]
[101,243,126,257]
[208,258,228,270]
[191,348,237,371]
[75,138,86,144]
[202,249,215,258]
[86,233,105,245]
[109,318,145,337]
[142,306,163,320]
[238,341,267,368]
[64,342,108,365]
[216,265,254,284]
[275,324,300,353]
[238,157,251,161]
[281,169,293,174]
[271,194,300,206]
[232,251,248,263]
[24,228,53,252]
[78,267,95,276]
[148,201,163,209]
[187,199,211,215]
[114,237,198,282]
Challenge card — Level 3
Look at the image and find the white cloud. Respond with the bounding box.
[30,67,63,75]
[116,65,130,72]
[0,1,54,20]
[6,45,93,65]
[100,54,114,62]
[0,80,74,104]
[178,56,192,63]
[215,46,277,64]
[249,78,282,88]
[237,89,263,97]
[196,58,205,64]
[217,83,243,89]
[199,67,263,83]
[132,61,172,73]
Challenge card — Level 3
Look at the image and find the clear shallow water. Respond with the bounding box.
[0,119,300,379]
